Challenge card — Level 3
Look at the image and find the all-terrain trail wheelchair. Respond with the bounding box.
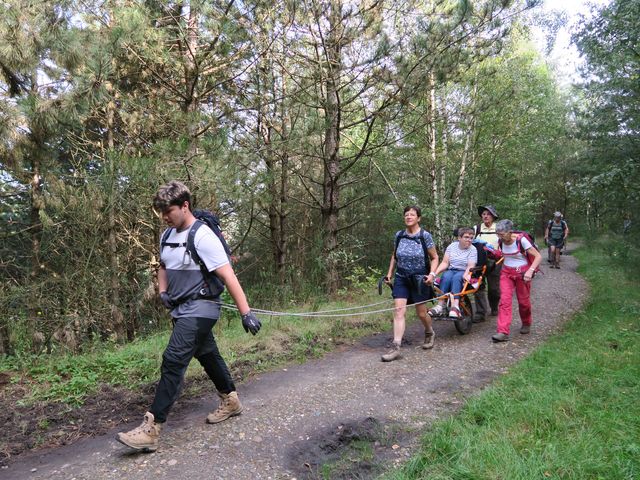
[429,265,486,335]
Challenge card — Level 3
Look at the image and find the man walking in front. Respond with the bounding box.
[116,181,261,452]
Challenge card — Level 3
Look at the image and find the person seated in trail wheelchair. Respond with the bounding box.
[428,227,477,318]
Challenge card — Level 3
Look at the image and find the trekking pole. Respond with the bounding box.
[377,276,393,295]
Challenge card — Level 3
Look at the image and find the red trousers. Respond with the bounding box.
[496,265,532,334]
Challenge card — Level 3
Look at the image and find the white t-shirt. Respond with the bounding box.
[444,241,477,270]
[501,236,533,268]
[161,224,229,318]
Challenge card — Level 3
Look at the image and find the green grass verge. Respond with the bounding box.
[0,288,392,406]
[385,236,640,480]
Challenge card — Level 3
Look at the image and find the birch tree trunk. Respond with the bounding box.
[451,81,478,225]
[426,72,442,245]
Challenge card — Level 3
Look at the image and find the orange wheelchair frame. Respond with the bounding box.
[430,265,487,335]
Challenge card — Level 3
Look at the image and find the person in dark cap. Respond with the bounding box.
[473,205,502,319]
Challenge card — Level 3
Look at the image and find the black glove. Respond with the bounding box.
[160,292,175,309]
[241,310,261,335]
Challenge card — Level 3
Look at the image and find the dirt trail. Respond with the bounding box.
[3,249,588,480]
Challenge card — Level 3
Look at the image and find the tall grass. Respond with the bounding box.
[386,236,640,480]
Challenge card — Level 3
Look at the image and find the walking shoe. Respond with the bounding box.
[490,310,498,316]
[116,412,161,452]
[492,332,509,343]
[520,325,531,334]
[422,330,435,350]
[448,307,461,318]
[381,342,401,362]
[206,391,243,424]
[428,304,444,316]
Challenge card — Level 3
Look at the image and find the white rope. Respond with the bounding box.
[219,298,395,316]
[218,295,442,318]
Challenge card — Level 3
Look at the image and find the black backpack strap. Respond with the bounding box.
[474,224,481,238]
[186,220,204,267]
[186,220,225,298]
[418,229,431,271]
[393,230,403,260]
[160,228,187,249]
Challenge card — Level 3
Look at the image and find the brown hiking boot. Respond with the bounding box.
[116,412,161,452]
[520,325,531,334]
[422,329,435,350]
[206,391,243,424]
[381,342,401,362]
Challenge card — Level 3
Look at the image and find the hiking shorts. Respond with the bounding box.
[392,272,433,305]
[548,237,564,248]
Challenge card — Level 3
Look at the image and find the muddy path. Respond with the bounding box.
[3,248,588,480]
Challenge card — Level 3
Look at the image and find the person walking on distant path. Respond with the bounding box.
[381,205,439,362]
[491,219,542,343]
[545,211,569,269]
[116,181,261,453]
[473,204,501,320]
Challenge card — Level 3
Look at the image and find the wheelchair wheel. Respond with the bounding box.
[454,295,473,335]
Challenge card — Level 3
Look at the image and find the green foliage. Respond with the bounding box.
[386,235,640,480]
[2,333,167,405]
[571,0,640,231]
[0,0,589,355]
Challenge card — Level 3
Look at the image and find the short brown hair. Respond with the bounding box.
[403,205,421,217]
[153,181,192,212]
[457,227,474,238]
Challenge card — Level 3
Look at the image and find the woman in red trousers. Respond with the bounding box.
[492,219,542,342]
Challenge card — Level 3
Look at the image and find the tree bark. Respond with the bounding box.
[28,73,45,352]
[105,79,126,341]
[321,0,343,294]
[183,1,201,177]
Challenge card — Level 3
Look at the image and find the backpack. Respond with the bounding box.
[470,239,488,268]
[160,209,232,299]
[498,231,541,274]
[394,229,431,272]
[547,220,567,235]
